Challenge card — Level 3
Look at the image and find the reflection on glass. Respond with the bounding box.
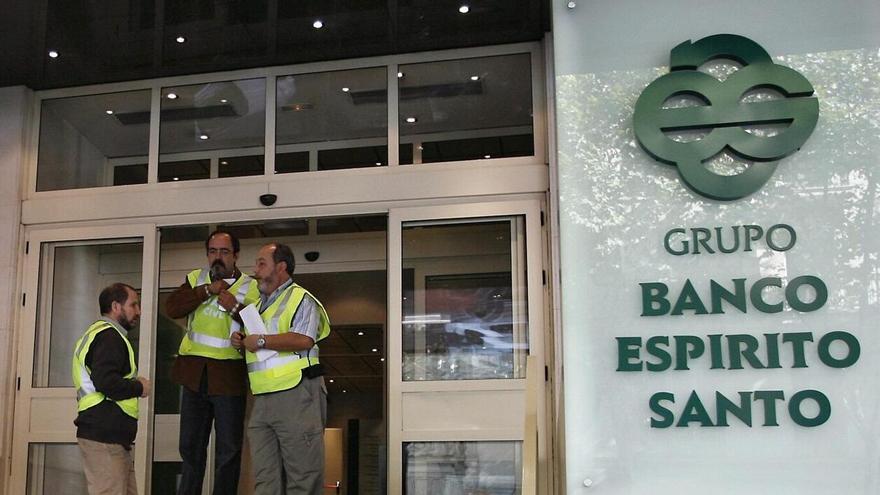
[33,241,144,387]
[404,441,522,494]
[155,291,185,414]
[402,219,528,381]
[160,78,266,181]
[37,90,151,191]
[27,444,87,495]
[276,67,387,173]
[399,54,534,164]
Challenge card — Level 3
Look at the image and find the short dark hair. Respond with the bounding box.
[99,283,136,314]
[270,243,296,276]
[205,229,240,253]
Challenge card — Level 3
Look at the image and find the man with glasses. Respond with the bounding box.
[165,230,259,495]
[231,242,331,494]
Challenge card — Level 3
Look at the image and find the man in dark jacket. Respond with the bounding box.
[72,283,151,495]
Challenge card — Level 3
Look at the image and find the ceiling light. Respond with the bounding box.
[48,50,59,58]
[329,379,335,383]
[357,331,364,336]
[175,36,186,43]
[375,162,382,166]
[172,177,179,181]
[372,348,378,352]
[166,93,178,100]
[397,72,404,78]
[484,154,491,159]
[380,358,385,362]
[313,20,323,29]
[220,161,228,165]
[405,117,417,123]
[567,1,577,8]
[105,110,114,115]
[220,99,228,103]
[459,5,470,13]
[199,134,209,140]
[342,87,350,92]
[470,75,480,81]
[342,389,347,393]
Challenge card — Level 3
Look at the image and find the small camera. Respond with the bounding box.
[259,193,277,206]
[304,251,320,262]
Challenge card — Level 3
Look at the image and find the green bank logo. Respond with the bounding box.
[633,34,819,200]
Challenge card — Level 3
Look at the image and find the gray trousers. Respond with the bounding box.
[248,376,326,495]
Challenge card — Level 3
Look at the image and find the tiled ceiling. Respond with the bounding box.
[0,0,549,90]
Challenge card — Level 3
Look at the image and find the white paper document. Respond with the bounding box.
[238,304,277,362]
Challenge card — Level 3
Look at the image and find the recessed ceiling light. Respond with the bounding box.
[405,117,417,123]
[175,36,186,43]
[199,134,209,140]
[357,331,364,336]
[220,99,228,103]
[397,72,404,78]
[380,358,385,362]
[166,93,178,99]
[372,348,378,352]
[342,389,347,393]
[375,162,382,166]
[484,154,491,159]
[342,87,350,92]
[313,20,323,29]
[470,75,480,81]
[329,379,335,383]
[220,161,228,165]
[105,110,114,115]
[459,5,470,13]
[567,1,577,8]
[172,177,179,181]
[48,50,59,58]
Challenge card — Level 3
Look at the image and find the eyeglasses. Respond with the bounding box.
[207,248,232,256]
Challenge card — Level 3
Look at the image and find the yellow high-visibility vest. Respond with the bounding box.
[179,269,259,360]
[245,284,330,395]
[72,319,139,419]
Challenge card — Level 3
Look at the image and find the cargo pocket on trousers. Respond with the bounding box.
[303,429,323,449]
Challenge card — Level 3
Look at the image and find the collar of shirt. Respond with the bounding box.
[260,278,294,311]
[99,316,129,337]
[207,267,242,283]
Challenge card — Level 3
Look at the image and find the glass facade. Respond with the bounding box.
[37,90,151,191]
[401,218,528,381]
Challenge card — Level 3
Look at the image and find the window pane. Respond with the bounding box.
[27,444,87,495]
[37,90,151,191]
[160,78,266,181]
[402,219,528,381]
[404,441,522,494]
[276,67,387,173]
[33,241,143,387]
[399,54,533,164]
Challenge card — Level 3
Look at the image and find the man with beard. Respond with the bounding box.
[73,283,151,495]
[232,242,330,494]
[165,230,259,495]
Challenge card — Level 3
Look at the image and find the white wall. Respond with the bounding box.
[0,85,30,495]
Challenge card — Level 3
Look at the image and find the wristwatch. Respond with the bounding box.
[257,335,266,349]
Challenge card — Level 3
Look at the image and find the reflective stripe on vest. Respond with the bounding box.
[71,320,139,419]
[246,284,330,395]
[179,268,259,360]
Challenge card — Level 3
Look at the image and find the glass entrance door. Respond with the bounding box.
[10,224,158,494]
[388,200,546,494]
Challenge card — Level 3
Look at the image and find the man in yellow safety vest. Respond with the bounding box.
[72,282,151,495]
[232,242,331,494]
[165,230,259,495]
